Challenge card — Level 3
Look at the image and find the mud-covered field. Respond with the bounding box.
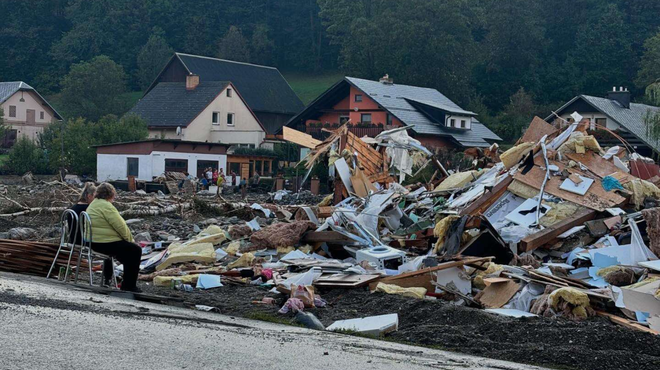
[140,283,660,370]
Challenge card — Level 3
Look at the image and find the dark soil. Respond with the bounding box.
[140,283,660,370]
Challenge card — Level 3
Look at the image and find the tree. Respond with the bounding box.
[6,137,50,174]
[217,26,250,62]
[636,32,660,89]
[40,114,148,175]
[251,24,274,65]
[60,55,129,121]
[643,81,660,148]
[492,88,539,143]
[137,27,174,90]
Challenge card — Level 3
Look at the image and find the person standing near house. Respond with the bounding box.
[212,169,218,189]
[206,168,213,186]
[240,177,247,199]
[86,183,142,292]
[216,168,225,196]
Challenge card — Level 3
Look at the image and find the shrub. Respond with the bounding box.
[5,137,50,175]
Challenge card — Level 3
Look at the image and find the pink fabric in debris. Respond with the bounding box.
[278,298,305,314]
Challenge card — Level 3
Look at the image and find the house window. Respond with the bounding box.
[460,120,466,128]
[595,118,606,127]
[227,88,232,97]
[238,143,255,148]
[212,112,220,125]
[227,113,235,126]
[449,118,456,127]
[9,106,16,118]
[40,111,45,120]
[127,158,139,177]
[339,116,349,125]
[165,159,188,173]
[386,114,393,126]
[355,94,363,103]
[361,113,372,124]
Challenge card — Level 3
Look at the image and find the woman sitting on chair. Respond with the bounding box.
[86,183,142,292]
[67,182,96,245]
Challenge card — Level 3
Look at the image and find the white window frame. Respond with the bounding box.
[460,119,466,128]
[9,105,16,118]
[227,88,232,97]
[361,113,372,124]
[40,111,45,120]
[226,112,235,126]
[355,94,363,103]
[212,111,220,125]
[449,118,455,128]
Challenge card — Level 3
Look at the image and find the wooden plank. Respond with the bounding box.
[301,231,356,244]
[519,208,597,252]
[282,127,322,149]
[596,311,659,335]
[514,157,626,212]
[460,175,513,216]
[564,151,632,182]
[520,116,558,144]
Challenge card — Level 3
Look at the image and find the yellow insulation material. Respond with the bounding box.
[153,274,198,287]
[500,142,535,169]
[156,242,216,271]
[227,252,255,269]
[374,282,427,299]
[539,202,578,227]
[623,179,660,209]
[434,171,481,192]
[548,287,591,320]
[473,263,503,289]
[557,133,602,156]
[433,215,460,254]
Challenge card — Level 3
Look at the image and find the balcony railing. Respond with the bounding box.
[305,123,386,140]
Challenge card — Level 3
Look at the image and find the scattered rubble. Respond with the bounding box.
[3,118,660,370]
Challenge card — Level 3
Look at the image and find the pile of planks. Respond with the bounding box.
[0,239,83,277]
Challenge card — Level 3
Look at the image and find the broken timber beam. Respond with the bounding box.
[519,208,596,252]
[459,175,513,216]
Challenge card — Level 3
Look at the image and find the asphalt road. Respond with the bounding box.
[0,272,546,370]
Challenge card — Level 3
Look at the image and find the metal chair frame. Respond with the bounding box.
[47,210,80,282]
[79,211,118,288]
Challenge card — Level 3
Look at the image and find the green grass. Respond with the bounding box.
[282,71,344,105]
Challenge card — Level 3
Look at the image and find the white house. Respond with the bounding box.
[95,139,229,182]
[128,76,268,149]
[0,81,63,147]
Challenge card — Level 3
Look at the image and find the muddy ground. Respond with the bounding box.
[140,282,660,370]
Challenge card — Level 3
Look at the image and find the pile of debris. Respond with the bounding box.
[4,117,660,339]
[130,119,660,336]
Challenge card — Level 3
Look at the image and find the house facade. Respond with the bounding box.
[285,76,500,150]
[547,88,660,157]
[0,82,62,147]
[129,78,267,149]
[95,139,229,182]
[146,53,304,135]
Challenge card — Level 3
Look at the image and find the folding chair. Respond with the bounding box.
[46,209,79,282]
[79,211,118,288]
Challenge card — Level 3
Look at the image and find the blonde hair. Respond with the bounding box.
[95,182,117,200]
[78,182,97,203]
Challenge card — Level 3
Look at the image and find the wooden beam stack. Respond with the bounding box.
[0,239,84,277]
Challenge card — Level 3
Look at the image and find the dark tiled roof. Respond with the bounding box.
[346,77,501,147]
[129,81,230,128]
[175,53,304,116]
[550,95,660,152]
[0,81,63,120]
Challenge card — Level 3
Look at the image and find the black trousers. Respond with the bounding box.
[91,240,141,291]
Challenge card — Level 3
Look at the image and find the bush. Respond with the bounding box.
[5,137,51,175]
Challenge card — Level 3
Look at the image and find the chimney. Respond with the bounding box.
[379,74,393,85]
[186,74,199,90]
[606,86,630,109]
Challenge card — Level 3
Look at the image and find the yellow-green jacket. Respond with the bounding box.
[86,198,133,243]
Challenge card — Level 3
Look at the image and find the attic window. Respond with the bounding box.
[40,111,44,120]
[227,113,235,126]
[386,114,393,125]
[9,105,16,118]
[227,88,232,97]
[212,112,220,125]
[460,120,466,128]
[355,94,363,103]
[449,118,456,128]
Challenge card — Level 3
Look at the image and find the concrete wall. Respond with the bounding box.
[97,151,228,182]
[1,90,57,141]
[148,84,265,147]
